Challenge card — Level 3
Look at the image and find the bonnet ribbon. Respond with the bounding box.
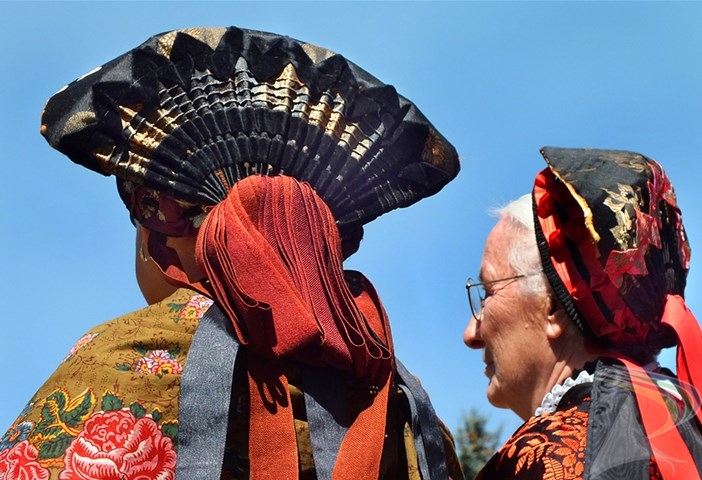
[660,294,702,426]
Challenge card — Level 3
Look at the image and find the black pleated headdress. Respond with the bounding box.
[40,27,459,254]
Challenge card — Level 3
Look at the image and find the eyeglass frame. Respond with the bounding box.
[465,272,542,320]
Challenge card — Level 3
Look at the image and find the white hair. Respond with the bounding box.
[492,194,549,296]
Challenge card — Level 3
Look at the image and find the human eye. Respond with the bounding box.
[479,285,489,302]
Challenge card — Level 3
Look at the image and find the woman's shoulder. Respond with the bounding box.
[0,289,215,479]
[86,288,214,335]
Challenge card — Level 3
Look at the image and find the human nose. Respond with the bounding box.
[463,314,485,349]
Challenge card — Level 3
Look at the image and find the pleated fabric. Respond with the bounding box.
[195,175,394,478]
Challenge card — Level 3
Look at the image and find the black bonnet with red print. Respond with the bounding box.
[532,147,692,352]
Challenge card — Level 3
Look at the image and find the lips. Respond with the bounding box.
[483,352,495,377]
[484,362,495,377]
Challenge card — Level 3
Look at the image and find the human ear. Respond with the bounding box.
[135,225,179,304]
[545,297,568,340]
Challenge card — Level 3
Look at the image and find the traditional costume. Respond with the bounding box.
[479,148,702,479]
[1,27,463,479]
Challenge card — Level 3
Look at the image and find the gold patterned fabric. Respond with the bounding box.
[0,289,205,479]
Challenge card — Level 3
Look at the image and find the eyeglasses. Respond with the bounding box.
[465,273,540,319]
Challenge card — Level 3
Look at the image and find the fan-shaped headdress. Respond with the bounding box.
[41,26,458,254]
[40,27,459,478]
[532,147,701,478]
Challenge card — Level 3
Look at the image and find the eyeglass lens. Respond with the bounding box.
[467,279,485,318]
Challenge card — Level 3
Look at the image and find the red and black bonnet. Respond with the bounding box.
[533,147,691,353]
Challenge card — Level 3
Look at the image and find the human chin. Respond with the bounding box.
[485,375,509,409]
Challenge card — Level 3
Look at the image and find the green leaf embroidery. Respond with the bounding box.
[46,391,68,412]
[152,409,163,423]
[169,302,186,323]
[101,393,123,411]
[134,343,149,356]
[115,364,132,371]
[36,391,66,432]
[130,402,147,419]
[38,426,64,438]
[169,346,181,357]
[37,433,74,460]
[35,389,95,439]
[36,406,58,433]
[63,390,95,428]
[161,422,179,446]
[168,302,185,313]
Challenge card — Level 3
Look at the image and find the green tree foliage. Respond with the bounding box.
[455,409,502,480]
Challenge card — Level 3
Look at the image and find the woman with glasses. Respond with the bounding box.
[464,147,702,479]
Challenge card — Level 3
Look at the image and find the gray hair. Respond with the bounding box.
[492,194,549,296]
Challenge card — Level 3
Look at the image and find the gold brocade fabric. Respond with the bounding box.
[0,289,462,479]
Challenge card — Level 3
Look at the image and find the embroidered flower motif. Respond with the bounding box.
[64,333,100,361]
[135,350,183,377]
[177,294,213,322]
[500,407,588,480]
[0,422,33,451]
[60,409,176,480]
[0,440,50,479]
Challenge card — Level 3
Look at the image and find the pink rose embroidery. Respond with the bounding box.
[178,294,213,321]
[0,440,50,480]
[135,350,183,376]
[64,333,100,361]
[60,410,176,480]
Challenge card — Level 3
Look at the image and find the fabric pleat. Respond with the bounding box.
[41,26,460,249]
[195,174,392,383]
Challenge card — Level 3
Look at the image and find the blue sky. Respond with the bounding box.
[1,1,700,443]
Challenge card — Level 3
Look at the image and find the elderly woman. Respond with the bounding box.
[0,27,463,479]
[464,147,702,479]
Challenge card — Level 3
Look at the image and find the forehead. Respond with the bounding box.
[480,219,516,280]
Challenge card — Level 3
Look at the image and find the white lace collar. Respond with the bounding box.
[534,369,594,417]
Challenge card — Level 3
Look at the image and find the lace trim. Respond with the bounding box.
[534,369,594,417]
